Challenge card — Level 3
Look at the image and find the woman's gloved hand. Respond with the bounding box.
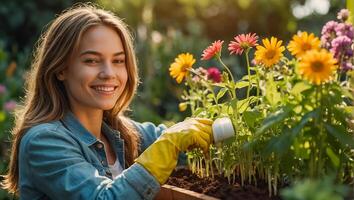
[135,118,213,184]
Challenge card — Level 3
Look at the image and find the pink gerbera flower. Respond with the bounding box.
[201,40,224,60]
[207,67,222,83]
[228,33,258,55]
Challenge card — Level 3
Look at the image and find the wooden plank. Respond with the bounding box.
[155,185,220,200]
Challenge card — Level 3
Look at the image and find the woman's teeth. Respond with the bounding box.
[92,86,115,92]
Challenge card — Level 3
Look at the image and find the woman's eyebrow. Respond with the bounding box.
[80,50,101,57]
[113,51,125,56]
[79,50,125,57]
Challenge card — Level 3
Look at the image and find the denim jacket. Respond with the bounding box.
[18,111,179,200]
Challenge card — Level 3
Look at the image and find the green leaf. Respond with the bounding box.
[326,147,340,168]
[291,108,319,134]
[262,109,319,156]
[342,88,354,100]
[332,107,349,125]
[343,106,354,115]
[236,96,258,113]
[0,111,6,122]
[241,74,256,81]
[216,88,228,100]
[243,110,262,128]
[194,107,205,116]
[263,130,291,157]
[325,124,354,148]
[234,81,249,89]
[206,93,214,99]
[256,106,293,134]
[290,81,311,96]
[237,98,249,113]
[265,76,281,107]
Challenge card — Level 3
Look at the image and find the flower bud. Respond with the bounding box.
[178,102,188,112]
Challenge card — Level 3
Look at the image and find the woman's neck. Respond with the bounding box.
[71,108,104,139]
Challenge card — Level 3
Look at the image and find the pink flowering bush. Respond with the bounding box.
[321,9,354,71]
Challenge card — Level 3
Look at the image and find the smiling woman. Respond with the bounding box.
[57,25,128,113]
[0,3,214,200]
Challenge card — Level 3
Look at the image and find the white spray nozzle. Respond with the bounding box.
[212,117,235,143]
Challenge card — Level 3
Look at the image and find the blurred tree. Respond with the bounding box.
[0,0,92,55]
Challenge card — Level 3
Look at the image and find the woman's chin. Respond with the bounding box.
[96,103,116,111]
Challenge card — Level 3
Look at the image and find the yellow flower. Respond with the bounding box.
[169,53,196,83]
[298,49,337,85]
[287,31,321,58]
[255,37,285,68]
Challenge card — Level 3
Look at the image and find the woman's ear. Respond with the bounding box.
[56,71,66,81]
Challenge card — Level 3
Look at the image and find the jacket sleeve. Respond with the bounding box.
[132,121,187,166]
[19,127,160,200]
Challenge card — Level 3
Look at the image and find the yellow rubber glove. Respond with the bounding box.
[135,118,213,184]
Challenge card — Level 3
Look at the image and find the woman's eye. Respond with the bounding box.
[113,59,125,64]
[84,59,99,64]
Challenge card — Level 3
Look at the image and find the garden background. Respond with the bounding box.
[0,0,351,199]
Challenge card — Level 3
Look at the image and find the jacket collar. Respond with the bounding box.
[61,111,120,146]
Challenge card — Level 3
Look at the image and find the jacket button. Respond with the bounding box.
[146,188,152,195]
[101,160,106,165]
[106,171,112,176]
[96,143,103,149]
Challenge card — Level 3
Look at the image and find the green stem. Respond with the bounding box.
[206,84,221,114]
[186,75,196,115]
[218,56,235,83]
[255,67,260,98]
[245,48,251,99]
[317,85,325,177]
[189,68,221,114]
[217,55,239,121]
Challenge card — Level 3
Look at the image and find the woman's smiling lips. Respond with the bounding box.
[90,84,118,96]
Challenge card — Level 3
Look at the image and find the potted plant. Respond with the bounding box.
[161,8,354,200]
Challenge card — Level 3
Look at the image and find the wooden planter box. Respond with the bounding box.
[155,184,220,200]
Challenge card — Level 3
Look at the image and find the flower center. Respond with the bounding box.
[311,61,324,72]
[301,43,312,51]
[182,64,190,72]
[241,42,250,49]
[265,49,276,59]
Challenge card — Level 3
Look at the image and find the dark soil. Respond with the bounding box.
[166,168,281,200]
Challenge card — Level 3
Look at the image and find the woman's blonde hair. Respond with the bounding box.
[1,4,141,195]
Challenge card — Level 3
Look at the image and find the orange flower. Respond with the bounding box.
[169,53,195,83]
[298,49,337,85]
[255,37,285,68]
[287,31,321,58]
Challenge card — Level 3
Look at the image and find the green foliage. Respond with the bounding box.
[0,43,19,200]
[280,176,350,200]
[172,6,353,197]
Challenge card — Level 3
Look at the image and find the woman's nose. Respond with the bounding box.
[98,61,115,79]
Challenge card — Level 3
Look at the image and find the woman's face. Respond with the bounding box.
[58,25,128,112]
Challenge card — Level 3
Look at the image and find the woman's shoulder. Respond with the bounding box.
[20,120,72,149]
